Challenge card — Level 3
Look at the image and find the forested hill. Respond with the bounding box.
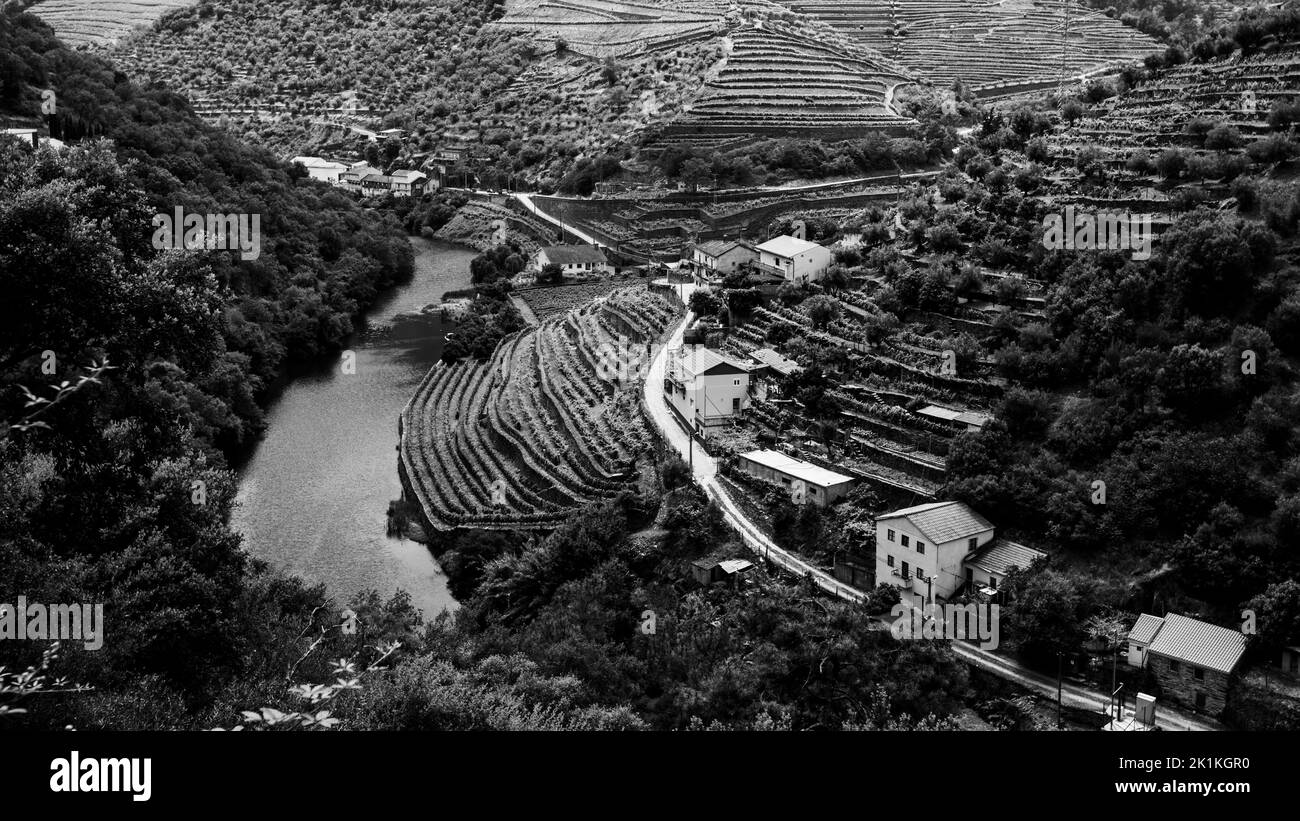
[0,7,418,725]
[2,6,414,455]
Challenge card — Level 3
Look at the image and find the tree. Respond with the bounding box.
[537,262,564,285]
[679,157,711,193]
[802,294,840,329]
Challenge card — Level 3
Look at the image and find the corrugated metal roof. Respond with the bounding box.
[917,405,962,422]
[876,501,994,545]
[1146,613,1246,674]
[738,449,855,489]
[749,348,802,376]
[1128,613,1165,646]
[964,539,1045,576]
[717,559,754,574]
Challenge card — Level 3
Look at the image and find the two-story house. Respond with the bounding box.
[876,501,996,603]
[755,235,831,283]
[663,346,752,429]
[688,239,757,282]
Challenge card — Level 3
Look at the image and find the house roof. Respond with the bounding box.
[674,346,750,378]
[749,348,802,376]
[1128,613,1165,646]
[876,501,994,545]
[756,235,821,259]
[695,239,754,258]
[717,559,754,574]
[292,156,347,170]
[540,245,607,265]
[738,449,855,489]
[964,539,1045,577]
[1144,613,1246,674]
[917,404,989,427]
[389,170,426,182]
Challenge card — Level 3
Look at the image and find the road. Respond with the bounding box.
[640,313,1221,731]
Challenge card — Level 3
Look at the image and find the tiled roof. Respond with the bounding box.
[1128,613,1165,646]
[675,347,750,378]
[695,239,754,258]
[1145,613,1246,675]
[876,501,994,545]
[540,245,607,265]
[964,539,1045,576]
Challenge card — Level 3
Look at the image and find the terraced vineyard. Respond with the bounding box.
[493,0,729,57]
[399,286,682,531]
[781,0,1159,95]
[666,21,915,142]
[28,0,197,47]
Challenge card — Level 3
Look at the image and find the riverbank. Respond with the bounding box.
[231,237,476,619]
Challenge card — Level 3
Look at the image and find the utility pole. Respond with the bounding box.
[1057,651,1064,729]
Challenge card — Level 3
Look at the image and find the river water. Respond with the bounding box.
[231,237,475,620]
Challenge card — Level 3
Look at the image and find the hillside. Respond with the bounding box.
[782,0,1160,95]
[25,0,198,47]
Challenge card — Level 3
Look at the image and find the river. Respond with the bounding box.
[231,237,475,620]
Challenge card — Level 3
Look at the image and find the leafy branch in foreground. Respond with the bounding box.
[218,639,402,731]
[2,358,114,442]
[0,643,94,719]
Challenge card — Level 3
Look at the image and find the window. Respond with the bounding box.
[917,542,926,554]
[989,576,997,590]
[916,568,925,580]
[966,568,973,582]
[887,529,895,542]
[1194,692,1207,710]
[901,560,910,578]
[1193,667,1204,681]
[733,379,741,386]
[887,555,895,568]
[901,534,910,547]
[968,538,977,551]
[1169,660,1179,673]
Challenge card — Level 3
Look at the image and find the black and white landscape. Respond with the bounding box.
[3,0,1300,745]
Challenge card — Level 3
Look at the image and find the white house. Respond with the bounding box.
[663,346,752,428]
[292,156,350,184]
[756,235,831,283]
[736,449,855,507]
[532,245,612,277]
[875,501,995,603]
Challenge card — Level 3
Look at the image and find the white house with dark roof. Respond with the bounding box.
[1127,613,1247,715]
[736,449,856,507]
[664,346,752,428]
[876,501,996,602]
[532,245,612,277]
[756,235,831,283]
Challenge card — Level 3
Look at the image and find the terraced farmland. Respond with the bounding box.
[494,0,729,57]
[399,286,682,531]
[781,0,1159,94]
[28,0,197,47]
[666,21,915,142]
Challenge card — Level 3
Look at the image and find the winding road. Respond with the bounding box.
[640,308,1221,732]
